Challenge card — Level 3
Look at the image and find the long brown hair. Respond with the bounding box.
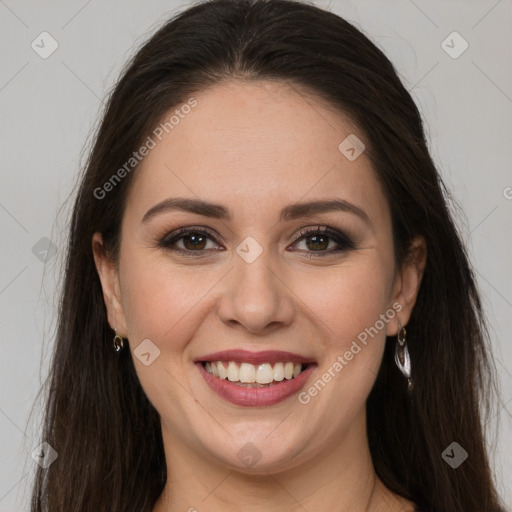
[30,1,506,510]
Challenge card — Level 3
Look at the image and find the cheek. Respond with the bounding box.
[293,256,394,344]
[119,252,222,357]
[118,255,214,412]
[121,247,394,349]
[291,256,394,412]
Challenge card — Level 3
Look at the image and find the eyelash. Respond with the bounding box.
[158,225,355,258]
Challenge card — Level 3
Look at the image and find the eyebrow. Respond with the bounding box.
[141,197,373,229]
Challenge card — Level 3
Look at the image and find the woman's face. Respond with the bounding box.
[94,80,422,474]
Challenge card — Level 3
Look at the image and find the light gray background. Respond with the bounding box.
[1,0,511,510]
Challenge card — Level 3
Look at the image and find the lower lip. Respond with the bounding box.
[196,362,316,407]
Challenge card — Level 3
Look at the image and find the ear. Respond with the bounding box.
[92,232,128,337]
[386,236,427,336]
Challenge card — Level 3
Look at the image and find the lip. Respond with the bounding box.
[194,349,315,365]
[196,361,317,407]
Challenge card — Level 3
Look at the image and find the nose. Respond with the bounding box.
[216,248,295,335]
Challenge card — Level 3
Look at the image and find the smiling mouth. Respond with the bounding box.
[201,361,309,387]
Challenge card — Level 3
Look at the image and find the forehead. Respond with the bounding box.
[125,80,388,225]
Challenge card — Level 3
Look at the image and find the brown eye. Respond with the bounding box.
[159,227,222,255]
[291,226,354,256]
[159,225,354,258]
[181,233,208,251]
[303,233,330,251]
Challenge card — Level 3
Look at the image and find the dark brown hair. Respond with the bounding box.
[30,0,505,510]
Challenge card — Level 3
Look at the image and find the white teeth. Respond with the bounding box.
[273,362,285,381]
[217,361,227,380]
[239,362,256,383]
[256,363,274,384]
[284,362,294,379]
[204,360,307,383]
[227,361,239,382]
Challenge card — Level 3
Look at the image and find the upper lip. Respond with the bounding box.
[195,349,316,365]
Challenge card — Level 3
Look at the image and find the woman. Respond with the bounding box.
[30,0,506,510]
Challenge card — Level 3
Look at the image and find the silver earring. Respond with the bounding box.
[113,329,124,352]
[394,321,413,391]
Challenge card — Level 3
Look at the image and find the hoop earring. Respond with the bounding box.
[113,329,124,352]
[394,321,413,392]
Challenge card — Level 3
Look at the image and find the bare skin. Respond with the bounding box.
[93,80,426,512]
